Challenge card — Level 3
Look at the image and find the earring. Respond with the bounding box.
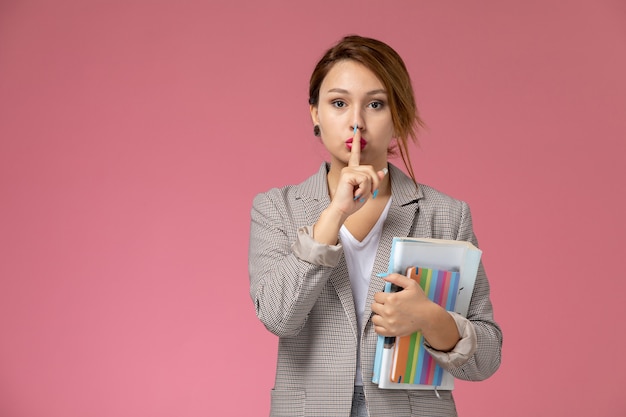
[313,125,321,137]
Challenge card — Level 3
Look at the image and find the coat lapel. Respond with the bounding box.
[296,163,425,340]
[362,164,423,334]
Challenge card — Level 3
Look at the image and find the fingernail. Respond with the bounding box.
[372,189,379,199]
[382,167,389,176]
[353,194,361,201]
[359,197,365,203]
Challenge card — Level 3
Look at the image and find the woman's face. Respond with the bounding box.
[310,60,394,170]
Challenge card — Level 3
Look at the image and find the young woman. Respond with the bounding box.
[249,35,502,417]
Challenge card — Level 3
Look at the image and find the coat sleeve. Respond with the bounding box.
[248,191,342,338]
[445,201,503,381]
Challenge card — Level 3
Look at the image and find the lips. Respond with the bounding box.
[346,137,367,150]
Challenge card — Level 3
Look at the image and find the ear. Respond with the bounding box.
[309,104,319,125]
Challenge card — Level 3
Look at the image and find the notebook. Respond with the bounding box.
[372,237,482,391]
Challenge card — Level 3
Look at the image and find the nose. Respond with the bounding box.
[351,113,365,133]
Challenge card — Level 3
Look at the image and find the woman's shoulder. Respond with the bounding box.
[388,164,467,211]
[417,183,467,209]
[414,182,475,241]
[252,163,328,208]
[413,181,472,233]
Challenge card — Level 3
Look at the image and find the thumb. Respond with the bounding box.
[383,273,413,290]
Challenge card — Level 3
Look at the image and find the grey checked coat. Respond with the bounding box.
[249,163,502,417]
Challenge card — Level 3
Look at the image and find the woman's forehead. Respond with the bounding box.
[320,60,386,94]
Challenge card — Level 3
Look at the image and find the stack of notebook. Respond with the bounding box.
[372,237,482,391]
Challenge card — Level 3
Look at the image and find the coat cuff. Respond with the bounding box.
[291,226,343,267]
[423,312,477,370]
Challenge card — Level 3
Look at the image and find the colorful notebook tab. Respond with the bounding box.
[389,267,460,386]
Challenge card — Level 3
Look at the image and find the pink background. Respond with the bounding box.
[1,1,625,416]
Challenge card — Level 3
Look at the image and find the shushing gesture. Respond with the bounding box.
[329,124,388,219]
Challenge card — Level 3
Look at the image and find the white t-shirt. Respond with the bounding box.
[339,197,392,385]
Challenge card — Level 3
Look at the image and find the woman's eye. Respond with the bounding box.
[368,101,384,110]
[332,100,346,108]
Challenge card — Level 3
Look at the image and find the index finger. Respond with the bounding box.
[348,124,361,167]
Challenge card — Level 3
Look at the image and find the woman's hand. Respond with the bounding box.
[328,126,386,219]
[371,273,461,352]
[312,126,387,245]
[371,273,433,337]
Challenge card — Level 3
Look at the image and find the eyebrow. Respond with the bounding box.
[326,88,387,96]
